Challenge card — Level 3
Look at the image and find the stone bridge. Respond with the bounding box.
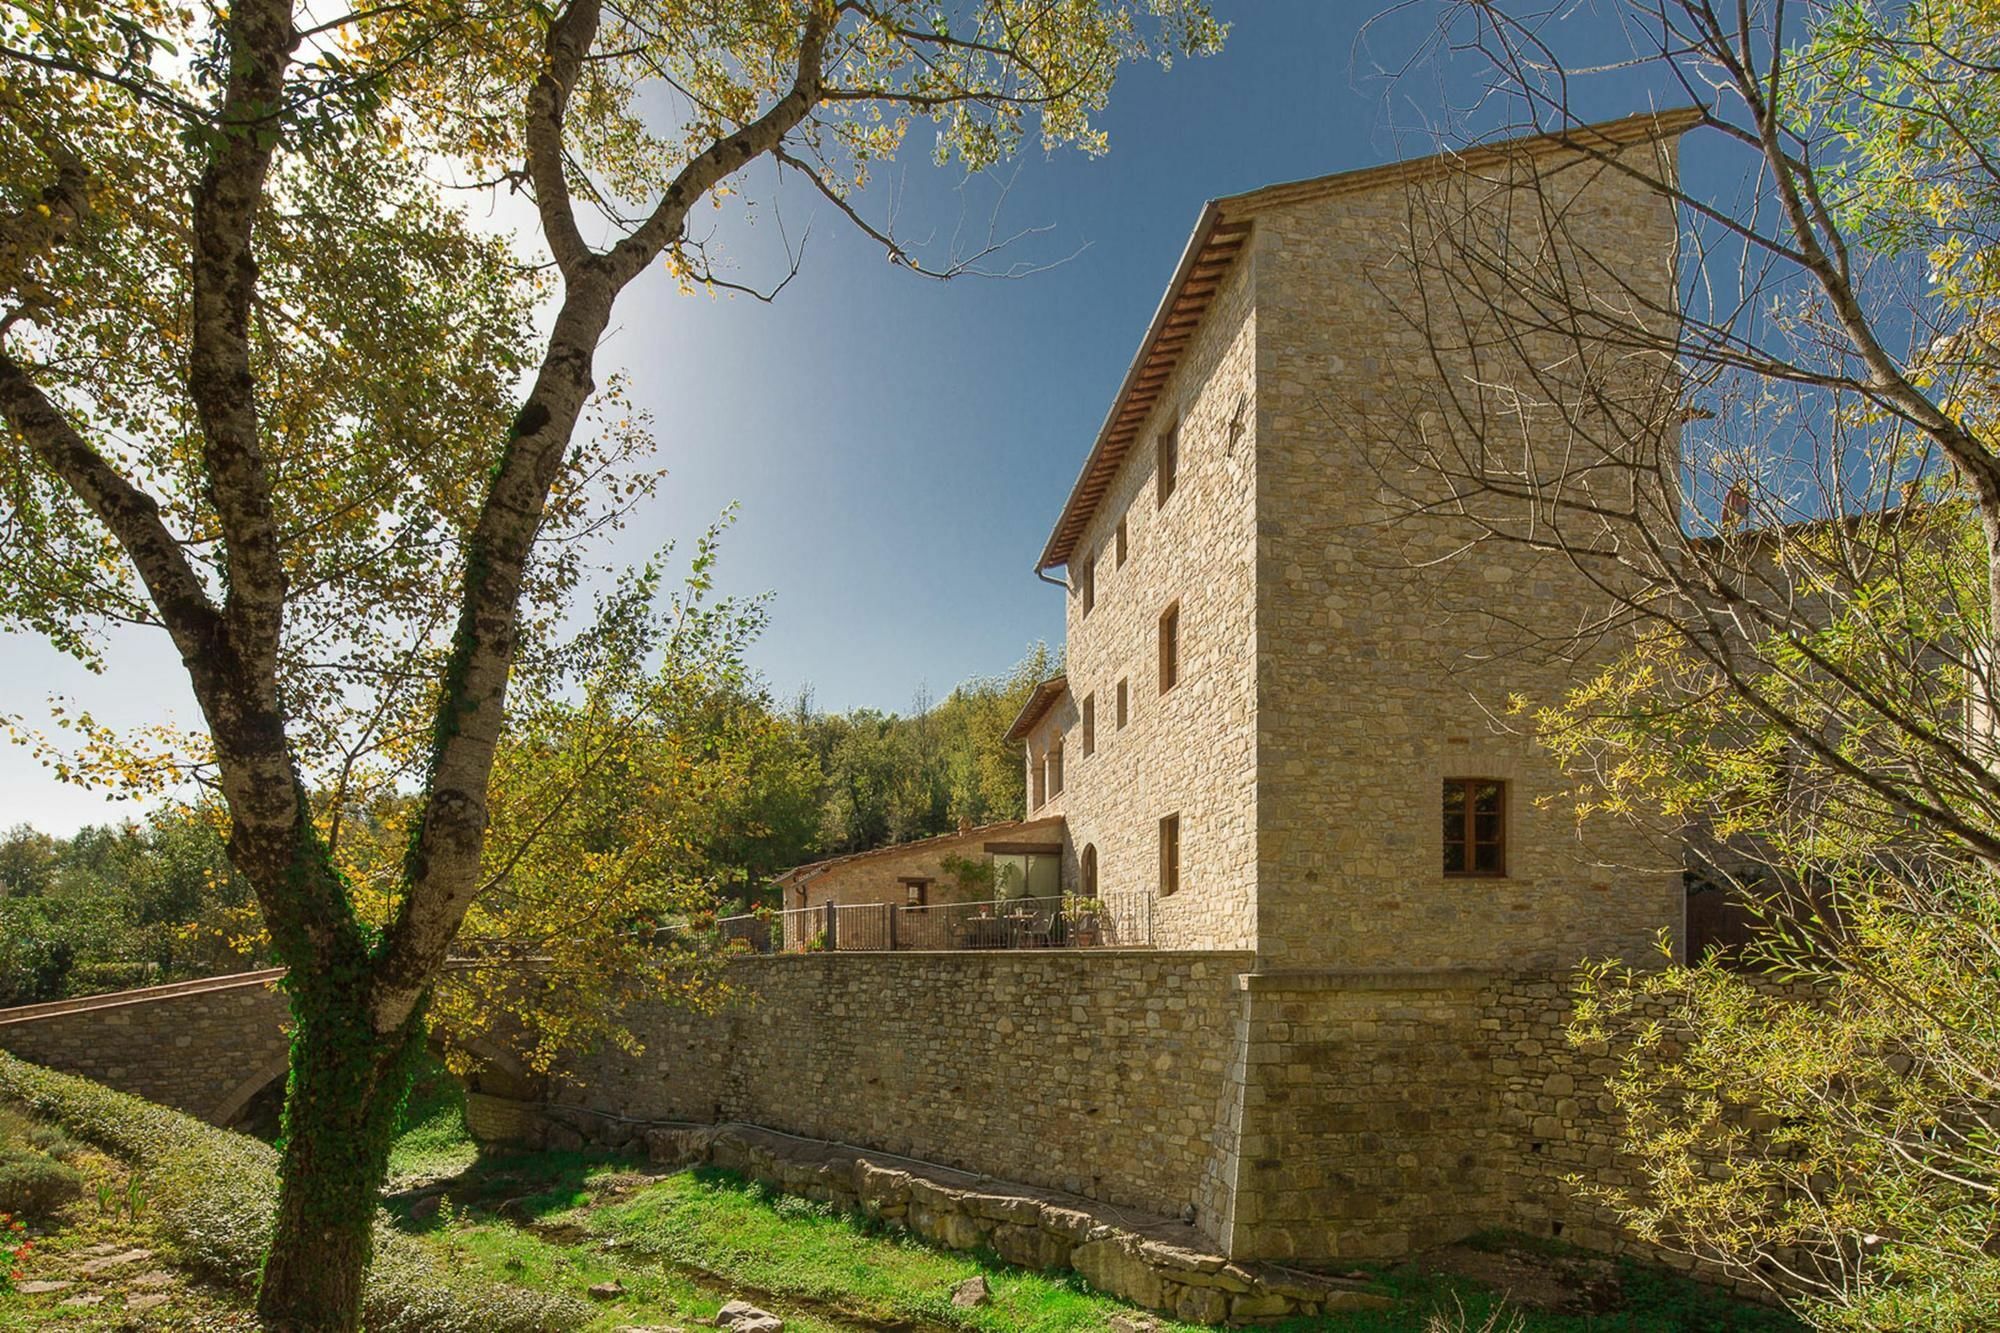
[0,969,542,1139]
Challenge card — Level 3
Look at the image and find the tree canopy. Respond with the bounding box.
[2,0,1220,1322]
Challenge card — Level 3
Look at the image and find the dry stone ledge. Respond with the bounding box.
[644,1123,1393,1325]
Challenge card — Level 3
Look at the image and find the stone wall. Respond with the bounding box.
[1052,235,1261,953]
[0,967,545,1131]
[562,953,1772,1297]
[0,971,292,1123]
[1249,133,1688,973]
[553,950,1252,1222]
[1216,966,1761,1291]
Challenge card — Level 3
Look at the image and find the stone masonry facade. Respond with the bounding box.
[1050,239,1261,954]
[1248,135,1685,975]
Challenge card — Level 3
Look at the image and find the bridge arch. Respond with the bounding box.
[212,1029,541,1144]
[0,970,544,1145]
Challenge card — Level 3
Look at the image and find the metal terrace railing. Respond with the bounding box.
[714,894,1152,955]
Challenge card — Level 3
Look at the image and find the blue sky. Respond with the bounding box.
[2,1,1679,832]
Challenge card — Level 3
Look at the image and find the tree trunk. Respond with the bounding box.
[255,969,428,1332]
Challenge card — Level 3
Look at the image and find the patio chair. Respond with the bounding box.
[1016,910,1056,949]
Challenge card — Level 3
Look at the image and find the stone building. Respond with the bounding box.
[794,109,1693,973]
[658,109,1727,1287]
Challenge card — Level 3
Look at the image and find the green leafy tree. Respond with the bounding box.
[0,0,1220,1324]
[789,641,1056,857]
[0,808,261,1004]
[1391,2,2000,1326]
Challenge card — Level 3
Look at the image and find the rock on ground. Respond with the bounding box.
[714,1299,784,1332]
[950,1275,991,1309]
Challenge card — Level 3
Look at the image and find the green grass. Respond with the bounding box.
[435,1214,887,1332]
[0,1054,585,1332]
[385,1054,480,1186]
[428,1157,1798,1333]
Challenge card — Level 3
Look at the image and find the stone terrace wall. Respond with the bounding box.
[553,951,1253,1225]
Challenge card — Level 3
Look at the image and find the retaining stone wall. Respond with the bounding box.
[640,1122,1394,1327]
[1219,968,1775,1295]
[566,954,1776,1296]
[553,951,1253,1224]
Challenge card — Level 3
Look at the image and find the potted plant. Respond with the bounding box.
[1062,894,1105,947]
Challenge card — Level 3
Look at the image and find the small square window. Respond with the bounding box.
[1081,694,1096,757]
[1158,814,1181,896]
[1157,419,1179,506]
[1116,678,1129,729]
[1443,779,1506,877]
[1115,517,1128,567]
[1158,601,1180,695]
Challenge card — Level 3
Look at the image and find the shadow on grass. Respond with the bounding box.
[384,1143,652,1235]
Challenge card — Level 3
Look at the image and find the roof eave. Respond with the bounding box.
[1033,107,1704,573]
[1036,201,1226,572]
[1003,675,1070,743]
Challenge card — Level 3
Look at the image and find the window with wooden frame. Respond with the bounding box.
[1156,418,1179,506]
[1080,843,1098,898]
[900,877,932,908]
[1078,557,1095,617]
[1049,742,1064,798]
[1158,814,1181,896]
[1116,678,1129,729]
[1158,601,1180,695]
[1115,517,1128,567]
[1442,779,1506,876]
[1032,756,1046,809]
[1081,694,1096,757]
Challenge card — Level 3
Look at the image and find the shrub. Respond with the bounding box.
[25,1123,81,1160]
[0,1152,84,1220]
[0,1054,586,1332]
[65,961,159,996]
